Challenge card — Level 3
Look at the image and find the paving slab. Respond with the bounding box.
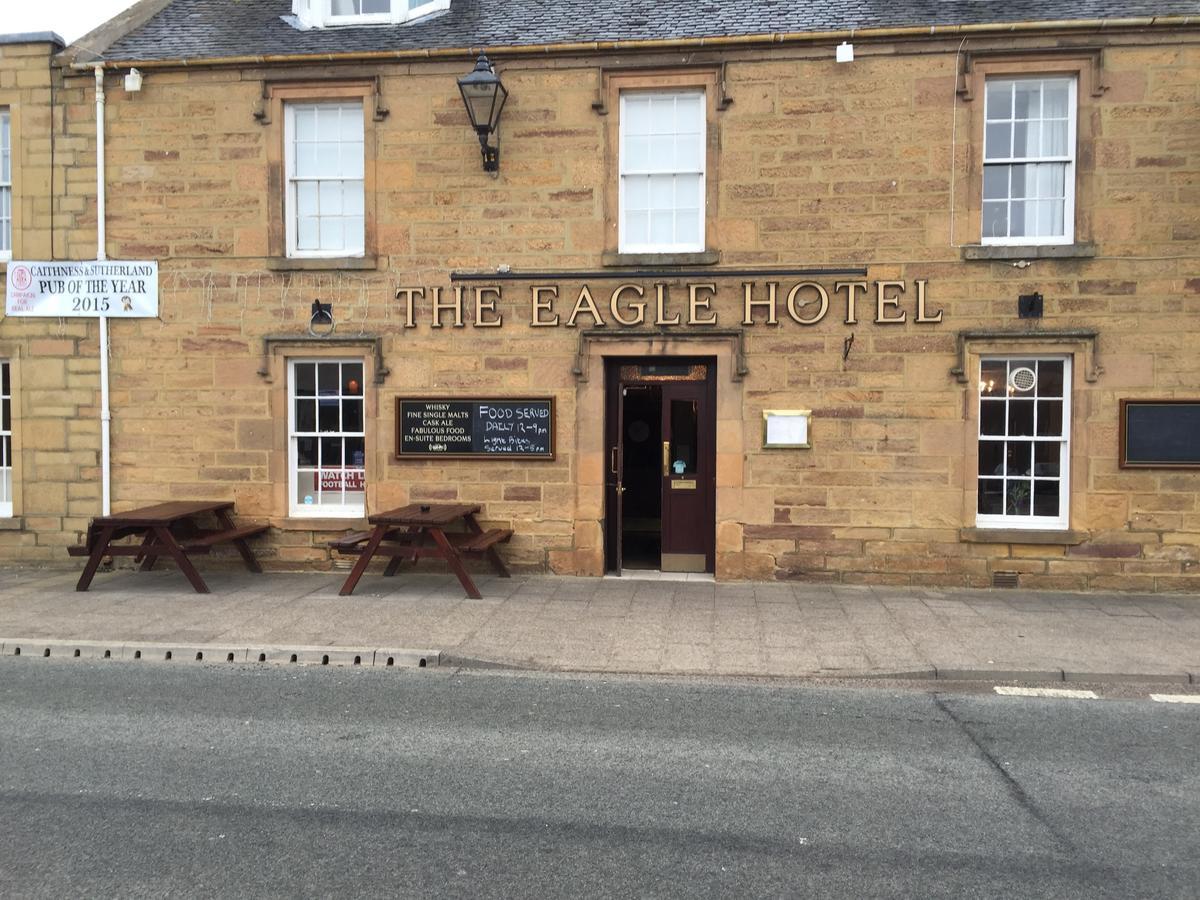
[0,567,1198,682]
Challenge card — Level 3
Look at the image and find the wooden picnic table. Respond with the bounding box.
[68,500,269,593]
[331,503,512,598]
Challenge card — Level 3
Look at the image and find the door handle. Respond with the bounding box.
[615,483,626,494]
[662,441,670,477]
[610,446,618,475]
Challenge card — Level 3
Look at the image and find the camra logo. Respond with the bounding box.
[10,265,32,291]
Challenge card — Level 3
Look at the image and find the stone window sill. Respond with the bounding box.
[274,516,368,532]
[0,517,23,531]
[960,243,1096,261]
[601,250,720,267]
[960,527,1087,545]
[267,255,378,272]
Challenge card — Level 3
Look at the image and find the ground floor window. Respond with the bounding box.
[977,355,1071,529]
[288,359,365,517]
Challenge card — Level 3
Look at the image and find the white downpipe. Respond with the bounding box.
[94,66,111,516]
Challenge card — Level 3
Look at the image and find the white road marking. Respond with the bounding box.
[1150,694,1200,704]
[994,686,1098,699]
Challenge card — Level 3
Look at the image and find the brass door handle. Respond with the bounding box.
[662,441,670,477]
[616,483,626,494]
[610,446,618,474]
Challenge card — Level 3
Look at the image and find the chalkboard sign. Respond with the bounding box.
[1120,399,1200,468]
[397,397,555,460]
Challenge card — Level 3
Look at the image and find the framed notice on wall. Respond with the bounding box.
[1119,399,1200,468]
[396,397,555,460]
[762,409,811,449]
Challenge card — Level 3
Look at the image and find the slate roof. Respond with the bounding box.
[99,0,1200,64]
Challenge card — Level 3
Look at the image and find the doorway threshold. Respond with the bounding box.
[606,570,715,582]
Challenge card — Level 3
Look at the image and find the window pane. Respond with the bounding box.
[985,81,1013,119]
[1006,479,1032,516]
[984,123,1011,159]
[979,440,1004,476]
[676,208,701,245]
[1043,81,1070,118]
[296,182,319,217]
[982,201,1008,240]
[982,167,1008,201]
[1043,121,1068,156]
[346,436,366,467]
[343,399,364,433]
[295,470,318,507]
[1008,441,1032,476]
[625,209,649,245]
[319,180,344,215]
[650,210,674,244]
[1037,400,1064,437]
[344,363,364,389]
[1014,82,1040,119]
[1013,121,1036,157]
[649,175,674,209]
[625,175,649,208]
[294,363,316,395]
[1009,400,1035,436]
[296,399,316,432]
[316,142,340,175]
[1,398,8,433]
[1033,480,1060,517]
[294,107,317,142]
[978,479,1004,515]
[340,107,364,141]
[624,135,651,171]
[980,400,1006,436]
[1008,201,1027,236]
[296,437,317,467]
[1034,442,1061,478]
[344,184,365,216]
[1038,361,1064,397]
[319,218,342,250]
[624,97,651,135]
[320,437,343,465]
[297,217,320,250]
[294,143,318,177]
[980,360,1007,397]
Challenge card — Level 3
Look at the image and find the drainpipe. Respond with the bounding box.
[94,65,111,516]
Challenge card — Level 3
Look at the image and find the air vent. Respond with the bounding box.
[992,571,1019,589]
[1009,367,1036,393]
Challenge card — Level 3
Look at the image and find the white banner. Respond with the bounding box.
[5,260,159,317]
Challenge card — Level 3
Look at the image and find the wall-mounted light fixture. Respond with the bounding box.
[457,54,508,172]
[836,41,854,63]
[124,67,143,92]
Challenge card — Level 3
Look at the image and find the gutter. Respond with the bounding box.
[70,15,1199,71]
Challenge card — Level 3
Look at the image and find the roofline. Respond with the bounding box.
[0,31,65,47]
[58,0,176,67]
[71,14,1200,71]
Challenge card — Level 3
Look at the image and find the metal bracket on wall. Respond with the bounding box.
[257,334,390,384]
[573,328,748,382]
[950,329,1101,384]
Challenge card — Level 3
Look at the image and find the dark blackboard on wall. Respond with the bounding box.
[396,397,555,459]
[1120,399,1200,468]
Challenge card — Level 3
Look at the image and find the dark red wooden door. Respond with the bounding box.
[660,377,715,572]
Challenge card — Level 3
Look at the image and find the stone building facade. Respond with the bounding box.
[1,0,1199,590]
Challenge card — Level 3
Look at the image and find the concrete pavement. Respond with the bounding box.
[0,566,1197,682]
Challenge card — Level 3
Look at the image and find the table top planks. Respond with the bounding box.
[367,503,482,528]
[92,500,236,527]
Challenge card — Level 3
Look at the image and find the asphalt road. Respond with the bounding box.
[0,660,1196,899]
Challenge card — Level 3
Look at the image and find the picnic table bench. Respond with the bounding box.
[330,503,511,598]
[68,500,269,593]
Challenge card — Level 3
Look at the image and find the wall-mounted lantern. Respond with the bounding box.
[457,54,508,172]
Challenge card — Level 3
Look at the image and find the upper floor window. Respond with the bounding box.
[619,91,705,254]
[982,77,1076,245]
[284,101,365,258]
[292,0,449,27]
[1,109,11,261]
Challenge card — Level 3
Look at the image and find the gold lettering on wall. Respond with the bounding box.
[430,286,464,328]
[567,285,605,327]
[835,281,867,325]
[874,281,907,324]
[394,286,420,329]
[687,283,718,326]
[915,280,942,323]
[474,285,503,327]
[609,283,646,326]
[531,285,559,326]
[786,281,829,326]
[742,281,779,325]
[654,283,681,326]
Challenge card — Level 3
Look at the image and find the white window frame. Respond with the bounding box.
[288,358,366,519]
[0,361,11,517]
[618,90,706,254]
[284,101,365,259]
[1,108,11,262]
[294,0,449,27]
[976,355,1071,531]
[981,76,1077,246]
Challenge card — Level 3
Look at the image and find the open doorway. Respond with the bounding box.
[603,358,716,574]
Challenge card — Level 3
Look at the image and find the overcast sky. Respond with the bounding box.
[4,0,139,45]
